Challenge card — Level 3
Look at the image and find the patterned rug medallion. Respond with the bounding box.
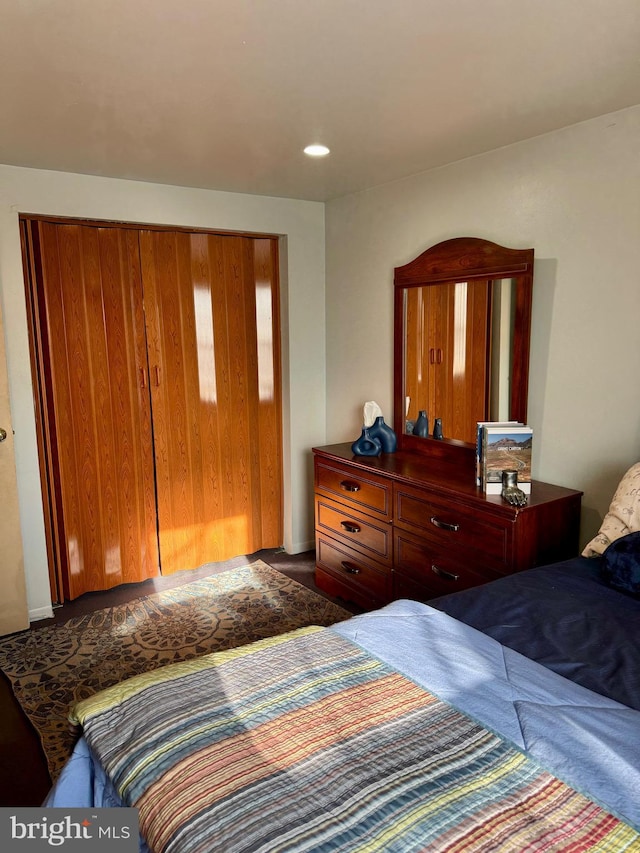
[0,560,350,781]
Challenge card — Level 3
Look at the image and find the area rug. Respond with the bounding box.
[0,560,351,781]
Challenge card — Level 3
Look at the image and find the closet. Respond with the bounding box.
[21,217,283,601]
[403,279,491,444]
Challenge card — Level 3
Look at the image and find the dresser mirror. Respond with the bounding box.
[393,237,534,458]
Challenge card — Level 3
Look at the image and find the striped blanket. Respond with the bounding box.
[71,626,640,853]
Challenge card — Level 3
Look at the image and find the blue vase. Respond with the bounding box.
[368,416,397,453]
[413,410,429,437]
[433,418,443,440]
[351,427,382,457]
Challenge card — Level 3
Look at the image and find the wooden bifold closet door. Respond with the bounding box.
[404,280,490,444]
[22,218,283,601]
[139,230,283,576]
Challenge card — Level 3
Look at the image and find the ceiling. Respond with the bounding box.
[1,0,639,202]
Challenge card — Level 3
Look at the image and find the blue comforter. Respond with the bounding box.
[430,556,640,710]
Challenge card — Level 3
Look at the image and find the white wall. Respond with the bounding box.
[325,105,640,548]
[0,166,326,620]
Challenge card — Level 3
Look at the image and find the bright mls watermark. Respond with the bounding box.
[1,809,138,850]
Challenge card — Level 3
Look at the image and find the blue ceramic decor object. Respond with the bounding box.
[433,418,443,440]
[368,416,397,453]
[413,410,429,437]
[351,427,382,457]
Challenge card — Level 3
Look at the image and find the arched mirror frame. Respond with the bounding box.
[393,237,534,462]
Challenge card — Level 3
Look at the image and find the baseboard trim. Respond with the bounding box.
[29,605,54,623]
[286,540,315,555]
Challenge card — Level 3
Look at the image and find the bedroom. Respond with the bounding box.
[0,0,639,848]
[0,0,638,631]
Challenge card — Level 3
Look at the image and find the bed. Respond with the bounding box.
[430,554,640,712]
[44,541,640,852]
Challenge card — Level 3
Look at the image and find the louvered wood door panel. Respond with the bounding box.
[28,221,160,600]
[403,281,490,444]
[139,231,283,574]
[447,280,491,444]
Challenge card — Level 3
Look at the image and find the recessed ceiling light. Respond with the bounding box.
[304,144,330,157]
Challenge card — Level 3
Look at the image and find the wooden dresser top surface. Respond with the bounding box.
[313,443,582,515]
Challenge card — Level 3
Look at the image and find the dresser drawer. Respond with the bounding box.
[316,535,391,605]
[315,496,392,564]
[394,528,502,599]
[394,483,511,567]
[315,459,392,521]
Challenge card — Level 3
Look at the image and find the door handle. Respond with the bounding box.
[0,428,7,442]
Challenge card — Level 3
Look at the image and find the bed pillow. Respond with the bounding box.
[599,531,640,598]
[582,462,640,557]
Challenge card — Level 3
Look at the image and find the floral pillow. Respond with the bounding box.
[582,463,640,557]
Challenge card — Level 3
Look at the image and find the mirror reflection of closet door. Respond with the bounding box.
[404,280,491,444]
[23,220,160,601]
[404,283,454,432]
[449,279,492,443]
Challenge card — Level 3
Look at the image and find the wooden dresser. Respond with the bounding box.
[313,443,582,610]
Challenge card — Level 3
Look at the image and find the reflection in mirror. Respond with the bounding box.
[489,279,516,424]
[393,237,534,459]
[403,278,517,444]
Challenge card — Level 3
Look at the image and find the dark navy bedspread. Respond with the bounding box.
[430,556,640,711]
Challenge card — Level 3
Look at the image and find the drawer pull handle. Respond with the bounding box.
[341,561,361,575]
[431,564,460,582]
[340,480,361,492]
[430,515,460,532]
[340,521,361,533]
